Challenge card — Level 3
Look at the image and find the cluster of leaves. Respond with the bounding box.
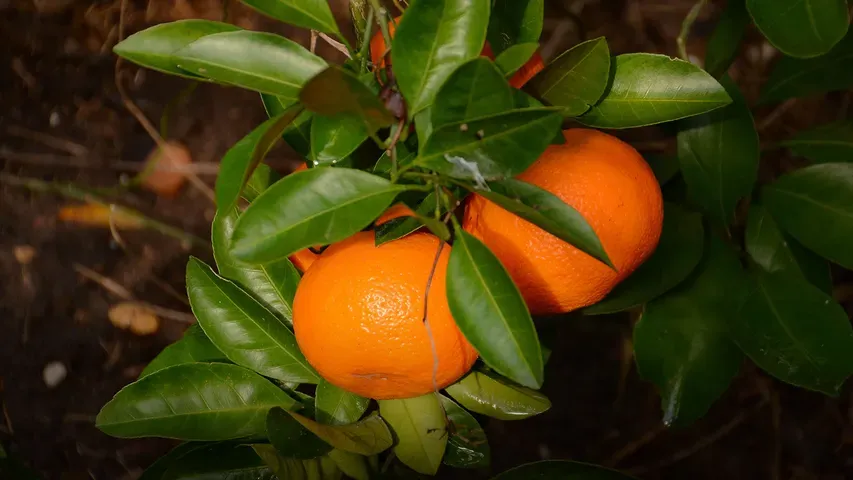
[96,0,853,478]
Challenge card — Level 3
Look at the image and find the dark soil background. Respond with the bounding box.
[1,1,852,479]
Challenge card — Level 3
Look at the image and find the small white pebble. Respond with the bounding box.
[49,111,61,127]
[43,361,67,388]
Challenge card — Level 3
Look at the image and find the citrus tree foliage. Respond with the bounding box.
[99,0,853,478]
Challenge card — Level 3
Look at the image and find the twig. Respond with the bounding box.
[0,150,220,175]
[605,423,668,466]
[677,0,709,61]
[392,0,407,14]
[6,126,89,157]
[0,172,209,248]
[359,6,376,73]
[318,33,352,59]
[423,239,445,394]
[115,0,215,203]
[387,118,406,181]
[758,99,797,131]
[310,30,318,53]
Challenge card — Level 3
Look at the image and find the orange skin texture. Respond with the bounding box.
[370,18,544,89]
[293,231,478,399]
[463,129,664,315]
[375,203,416,225]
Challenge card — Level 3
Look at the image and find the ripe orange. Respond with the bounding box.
[370,17,544,88]
[293,231,478,399]
[463,129,664,315]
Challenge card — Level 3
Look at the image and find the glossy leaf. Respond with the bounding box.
[244,164,282,202]
[392,0,490,115]
[261,95,314,158]
[585,204,704,315]
[174,31,326,102]
[310,114,368,166]
[745,204,832,293]
[438,394,490,468]
[446,371,550,421]
[472,178,612,267]
[216,104,303,209]
[759,30,853,104]
[734,271,853,395]
[447,229,543,388]
[487,0,544,55]
[113,20,240,78]
[495,43,539,76]
[746,0,849,58]
[327,450,371,480]
[97,363,298,440]
[763,163,853,269]
[315,380,370,425]
[267,407,333,459]
[240,0,342,37]
[375,194,451,246]
[417,108,563,181]
[705,0,749,77]
[677,77,758,226]
[285,411,393,456]
[144,442,276,480]
[378,395,447,476]
[253,445,342,480]
[781,121,853,164]
[139,324,228,378]
[634,236,747,427]
[231,167,406,263]
[579,53,731,129]
[645,154,680,186]
[527,37,611,116]
[492,460,637,480]
[212,206,301,325]
[186,258,319,383]
[431,58,515,129]
[300,65,395,133]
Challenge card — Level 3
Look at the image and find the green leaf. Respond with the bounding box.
[327,450,372,480]
[745,203,832,293]
[139,324,228,378]
[634,235,746,427]
[781,121,853,164]
[392,0,490,116]
[374,142,417,176]
[438,394,490,468]
[230,167,406,263]
[584,203,704,315]
[491,460,637,480]
[578,53,732,129]
[174,31,326,102]
[284,411,393,456]
[447,229,543,388]
[299,65,395,133]
[267,407,334,459]
[374,193,451,246]
[471,178,612,267]
[113,20,240,78]
[212,206,301,325]
[96,363,298,440]
[645,154,680,186]
[763,163,853,269]
[677,77,758,226]
[261,95,314,158]
[704,0,749,77]
[216,104,303,209]
[746,0,849,59]
[495,43,539,76]
[378,395,447,476]
[734,270,853,395]
[527,37,611,116]
[253,445,342,480]
[416,108,563,181]
[244,164,282,203]
[445,370,550,420]
[759,30,853,104]
[240,0,342,37]
[315,380,370,426]
[144,443,276,480]
[186,258,319,383]
[431,58,515,129]
[487,0,544,55]
[309,115,368,166]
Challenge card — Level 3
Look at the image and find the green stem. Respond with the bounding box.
[0,173,209,248]
[677,0,709,62]
[359,7,376,73]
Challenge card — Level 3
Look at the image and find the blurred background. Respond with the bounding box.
[1,0,851,478]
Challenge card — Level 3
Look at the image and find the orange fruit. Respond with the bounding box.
[141,141,192,198]
[370,17,544,88]
[463,129,664,315]
[375,203,415,225]
[293,231,478,399]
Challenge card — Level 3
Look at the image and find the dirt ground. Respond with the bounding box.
[1,1,852,479]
